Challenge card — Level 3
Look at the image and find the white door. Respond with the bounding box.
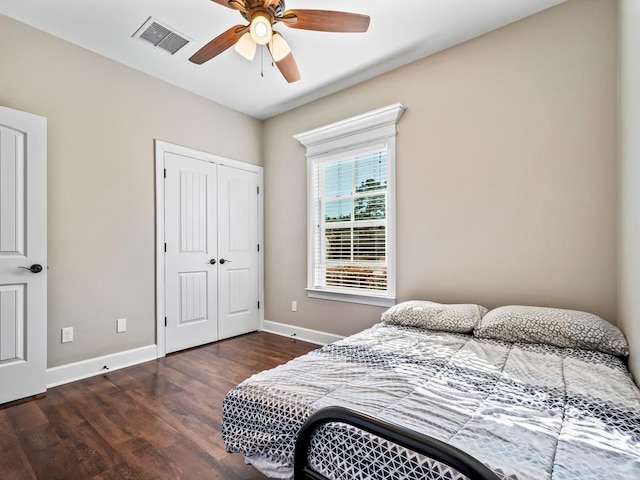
[0,106,47,405]
[217,165,259,340]
[164,152,218,354]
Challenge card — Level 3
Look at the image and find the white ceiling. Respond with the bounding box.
[0,0,566,119]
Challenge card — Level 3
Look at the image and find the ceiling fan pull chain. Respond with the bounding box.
[270,37,274,67]
[261,45,264,77]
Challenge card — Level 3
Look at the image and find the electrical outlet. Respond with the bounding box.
[61,327,74,343]
[291,301,297,312]
[117,318,127,333]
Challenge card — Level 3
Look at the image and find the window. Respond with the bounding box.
[313,148,388,293]
[295,103,406,306]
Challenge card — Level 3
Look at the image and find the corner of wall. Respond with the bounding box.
[618,0,640,382]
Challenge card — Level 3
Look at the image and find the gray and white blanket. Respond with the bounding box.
[222,323,640,479]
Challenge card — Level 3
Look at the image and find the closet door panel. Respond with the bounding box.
[164,153,218,353]
[217,165,259,340]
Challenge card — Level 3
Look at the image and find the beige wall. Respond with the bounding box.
[0,0,625,370]
[0,14,262,367]
[264,0,618,337]
[619,0,640,380]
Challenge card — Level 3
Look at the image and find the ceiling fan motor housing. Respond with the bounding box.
[240,0,286,23]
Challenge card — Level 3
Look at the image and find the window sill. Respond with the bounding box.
[306,288,396,307]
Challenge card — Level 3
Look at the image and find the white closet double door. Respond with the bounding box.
[164,151,259,354]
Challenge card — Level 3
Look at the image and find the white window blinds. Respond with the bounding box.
[311,148,389,294]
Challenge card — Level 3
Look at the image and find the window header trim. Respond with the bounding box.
[294,103,406,158]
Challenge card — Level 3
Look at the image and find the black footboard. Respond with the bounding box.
[294,406,500,480]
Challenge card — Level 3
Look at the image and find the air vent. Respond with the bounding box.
[133,17,191,55]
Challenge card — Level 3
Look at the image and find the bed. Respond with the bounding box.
[222,302,640,479]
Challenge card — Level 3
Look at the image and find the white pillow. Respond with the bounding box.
[474,305,629,356]
[382,301,488,333]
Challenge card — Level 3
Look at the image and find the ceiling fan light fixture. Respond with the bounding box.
[191,2,371,84]
[250,13,273,45]
[270,33,291,62]
[235,32,257,60]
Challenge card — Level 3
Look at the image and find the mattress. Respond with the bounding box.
[222,323,640,479]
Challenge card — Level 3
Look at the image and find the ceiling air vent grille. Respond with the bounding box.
[133,17,191,55]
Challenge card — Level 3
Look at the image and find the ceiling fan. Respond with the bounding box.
[189,0,371,83]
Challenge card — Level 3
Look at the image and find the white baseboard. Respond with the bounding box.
[262,320,344,346]
[47,344,157,388]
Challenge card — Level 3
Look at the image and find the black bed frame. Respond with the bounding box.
[294,406,500,480]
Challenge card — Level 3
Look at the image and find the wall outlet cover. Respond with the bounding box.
[62,327,74,343]
[117,318,127,333]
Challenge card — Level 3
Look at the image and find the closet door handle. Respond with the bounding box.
[19,264,43,273]
[219,258,232,265]
[209,259,216,265]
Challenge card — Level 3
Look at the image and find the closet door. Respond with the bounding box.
[164,152,218,354]
[161,143,261,354]
[217,165,259,340]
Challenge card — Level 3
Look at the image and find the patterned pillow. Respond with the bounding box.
[473,305,629,356]
[382,301,488,333]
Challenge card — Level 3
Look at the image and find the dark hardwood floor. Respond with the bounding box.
[0,332,317,480]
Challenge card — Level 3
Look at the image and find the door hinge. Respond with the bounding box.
[257,186,260,195]
[258,301,260,309]
[164,243,167,253]
[164,168,167,178]
[164,317,167,327]
[257,244,260,252]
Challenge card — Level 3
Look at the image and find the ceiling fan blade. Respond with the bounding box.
[210,0,235,9]
[210,0,247,14]
[279,10,370,33]
[267,33,300,83]
[189,25,248,65]
[228,0,247,12]
[263,0,280,8]
[274,52,301,83]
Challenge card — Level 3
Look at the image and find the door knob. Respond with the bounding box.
[209,259,216,265]
[19,264,43,273]
[219,258,232,265]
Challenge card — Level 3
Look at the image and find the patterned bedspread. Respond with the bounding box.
[222,323,640,479]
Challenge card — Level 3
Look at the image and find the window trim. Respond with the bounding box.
[295,103,406,306]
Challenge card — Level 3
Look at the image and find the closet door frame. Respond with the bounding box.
[154,140,264,358]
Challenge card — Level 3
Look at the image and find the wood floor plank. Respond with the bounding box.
[51,421,112,477]
[119,437,186,480]
[18,423,89,479]
[161,439,245,480]
[135,361,228,425]
[38,388,87,426]
[90,467,129,480]
[0,332,316,479]
[0,410,37,480]
[123,383,231,460]
[165,349,240,386]
[221,450,271,479]
[5,401,49,432]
